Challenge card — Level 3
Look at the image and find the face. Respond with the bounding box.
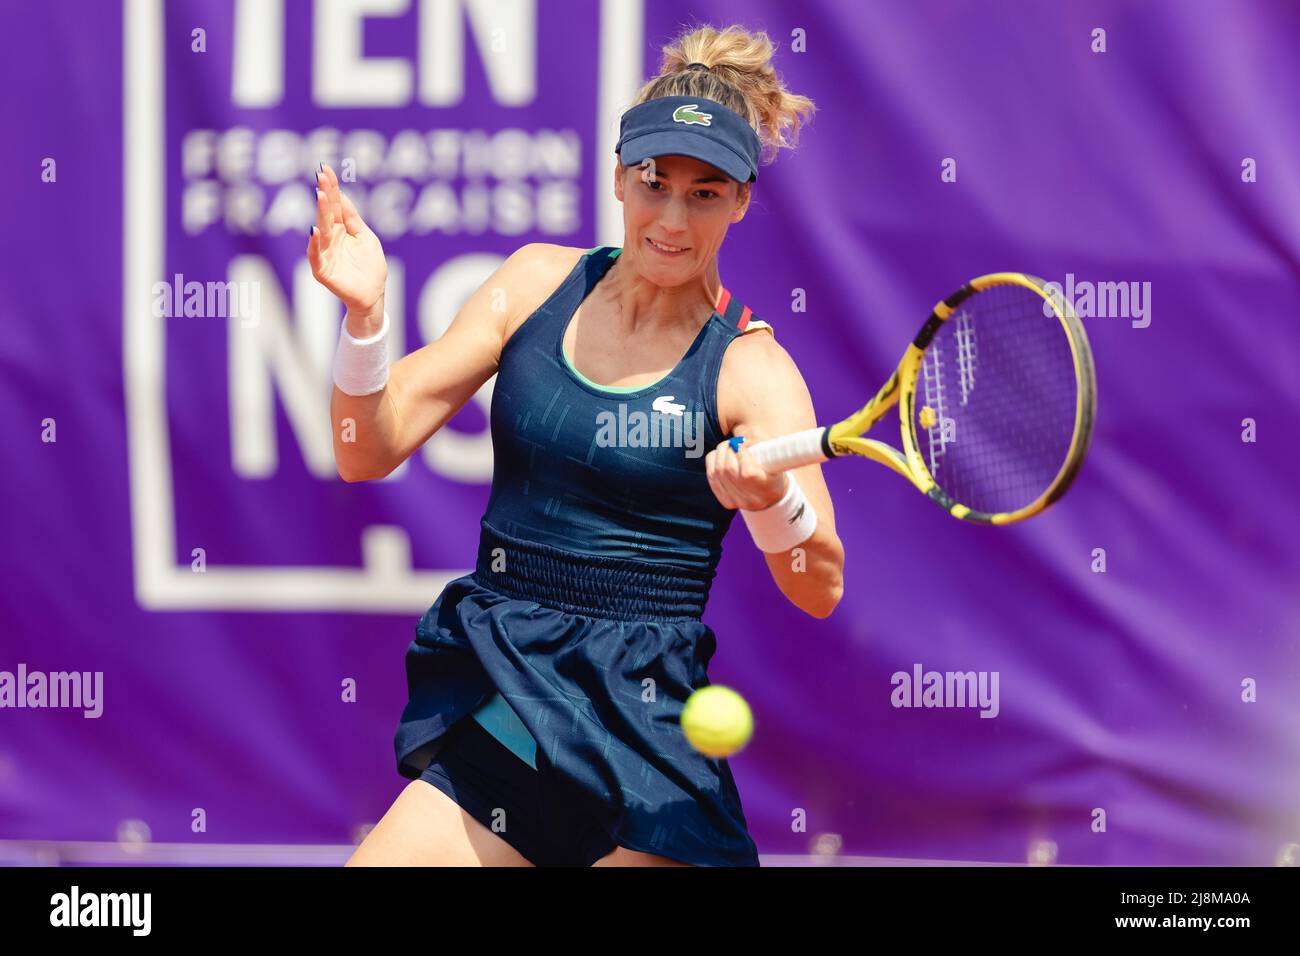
[613,153,750,282]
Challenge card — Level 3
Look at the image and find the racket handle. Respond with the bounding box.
[741,427,831,473]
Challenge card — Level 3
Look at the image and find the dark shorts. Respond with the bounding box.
[417,714,621,867]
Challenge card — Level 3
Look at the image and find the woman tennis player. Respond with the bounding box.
[312,25,841,867]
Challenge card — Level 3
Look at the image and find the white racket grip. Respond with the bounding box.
[743,427,830,473]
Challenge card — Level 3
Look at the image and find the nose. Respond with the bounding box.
[659,195,689,233]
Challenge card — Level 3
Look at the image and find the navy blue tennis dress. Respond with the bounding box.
[393,245,772,867]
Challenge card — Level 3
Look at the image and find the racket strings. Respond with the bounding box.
[914,285,1079,515]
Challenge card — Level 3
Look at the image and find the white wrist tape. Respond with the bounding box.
[333,311,391,396]
[740,472,818,553]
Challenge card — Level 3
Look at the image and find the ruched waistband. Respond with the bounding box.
[473,521,715,622]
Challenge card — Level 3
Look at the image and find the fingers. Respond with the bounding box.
[707,435,788,511]
[314,163,365,238]
[315,176,333,238]
[314,163,339,237]
[307,165,322,263]
[708,439,753,509]
[339,189,367,237]
[326,174,345,232]
[725,430,769,480]
[308,164,341,277]
[322,163,350,234]
[705,446,738,509]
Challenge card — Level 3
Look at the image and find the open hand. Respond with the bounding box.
[306,163,388,316]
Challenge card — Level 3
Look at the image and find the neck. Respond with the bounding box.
[600,246,723,334]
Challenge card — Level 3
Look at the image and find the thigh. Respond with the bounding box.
[591,846,694,867]
[346,778,535,867]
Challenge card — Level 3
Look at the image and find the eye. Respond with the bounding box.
[696,190,719,200]
[643,178,664,190]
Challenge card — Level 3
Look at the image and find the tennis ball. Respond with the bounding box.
[681,685,753,758]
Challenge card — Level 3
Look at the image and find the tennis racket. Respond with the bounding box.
[740,273,1096,524]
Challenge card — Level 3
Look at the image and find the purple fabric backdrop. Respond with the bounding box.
[1,0,1297,865]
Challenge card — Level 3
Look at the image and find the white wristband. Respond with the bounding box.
[333,311,391,396]
[740,472,818,553]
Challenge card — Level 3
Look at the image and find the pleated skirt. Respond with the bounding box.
[393,520,760,867]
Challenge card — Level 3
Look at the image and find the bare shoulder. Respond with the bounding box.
[499,243,588,340]
[719,326,794,401]
[503,243,586,304]
[507,241,586,279]
[717,324,812,436]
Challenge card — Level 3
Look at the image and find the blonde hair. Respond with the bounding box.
[629,23,817,172]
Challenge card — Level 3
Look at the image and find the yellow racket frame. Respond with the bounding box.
[825,272,1097,524]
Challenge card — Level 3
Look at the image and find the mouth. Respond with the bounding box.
[646,237,689,257]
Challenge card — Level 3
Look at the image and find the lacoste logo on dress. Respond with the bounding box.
[652,395,685,416]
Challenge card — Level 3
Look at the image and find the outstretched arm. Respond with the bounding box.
[309,162,551,482]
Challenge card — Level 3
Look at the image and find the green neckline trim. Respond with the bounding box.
[562,350,659,393]
[565,246,662,393]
